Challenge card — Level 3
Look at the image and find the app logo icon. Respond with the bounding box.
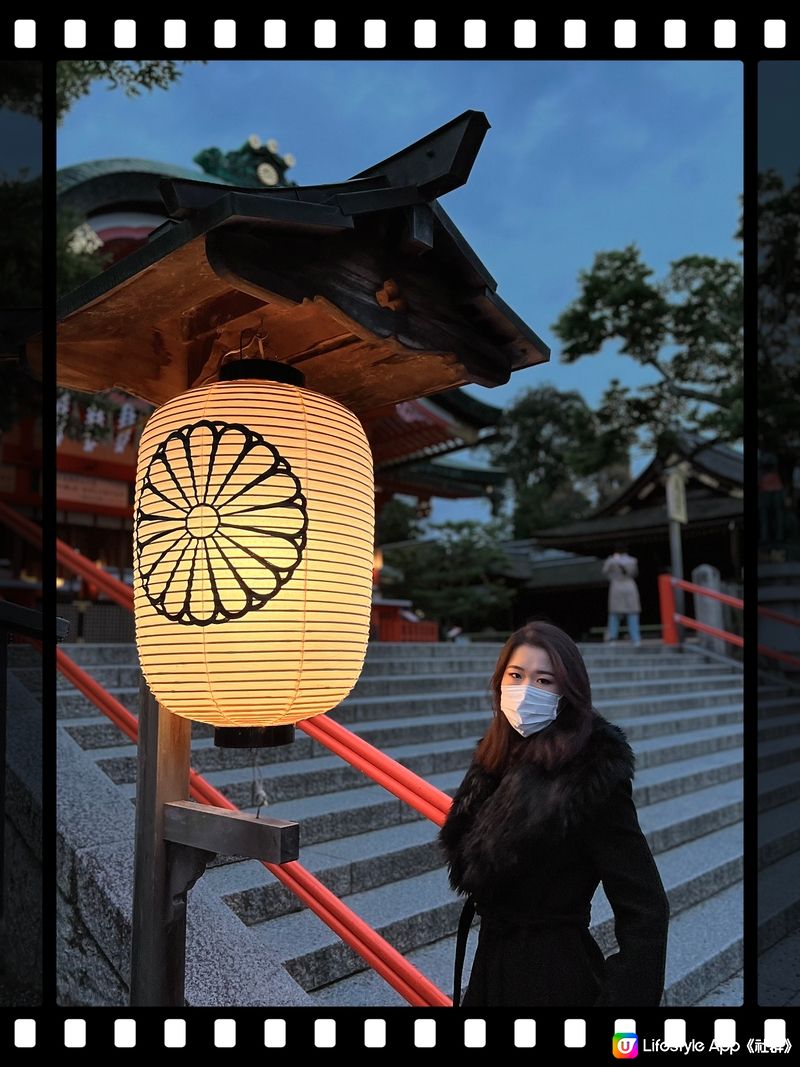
[613,1032,639,1058]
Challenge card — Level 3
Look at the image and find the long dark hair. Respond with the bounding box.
[475,621,596,775]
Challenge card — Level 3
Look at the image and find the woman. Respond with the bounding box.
[438,621,670,1007]
[602,543,642,647]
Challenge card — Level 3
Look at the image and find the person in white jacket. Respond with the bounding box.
[602,542,641,647]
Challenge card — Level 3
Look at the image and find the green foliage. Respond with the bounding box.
[382,520,514,633]
[488,385,632,537]
[56,61,197,124]
[0,175,41,306]
[0,61,41,120]
[552,242,743,446]
[376,498,423,545]
[758,168,800,497]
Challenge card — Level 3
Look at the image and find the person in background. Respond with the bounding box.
[758,453,785,545]
[602,543,641,648]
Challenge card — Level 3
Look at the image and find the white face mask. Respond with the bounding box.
[500,683,561,737]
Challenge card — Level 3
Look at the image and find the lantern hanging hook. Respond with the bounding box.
[219,322,276,369]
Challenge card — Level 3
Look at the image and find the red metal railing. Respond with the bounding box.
[0,502,454,1006]
[658,573,800,669]
[379,617,440,643]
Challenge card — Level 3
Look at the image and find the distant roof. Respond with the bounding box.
[518,433,743,553]
[533,491,743,551]
[57,158,226,198]
[429,388,501,429]
[378,459,506,499]
[595,432,742,518]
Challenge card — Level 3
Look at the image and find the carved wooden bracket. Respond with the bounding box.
[375,279,407,313]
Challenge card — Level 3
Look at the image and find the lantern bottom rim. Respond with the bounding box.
[213,725,296,749]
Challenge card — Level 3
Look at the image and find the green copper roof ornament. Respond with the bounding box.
[193,134,297,189]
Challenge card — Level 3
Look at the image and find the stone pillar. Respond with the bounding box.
[692,564,727,657]
[758,562,800,680]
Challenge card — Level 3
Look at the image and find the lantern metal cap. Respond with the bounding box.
[219,359,305,387]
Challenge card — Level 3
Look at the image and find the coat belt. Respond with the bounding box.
[452,896,591,1007]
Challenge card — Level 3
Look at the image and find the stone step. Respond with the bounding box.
[694,970,743,1006]
[308,879,742,1007]
[151,738,746,810]
[245,823,741,998]
[758,930,800,1006]
[199,776,742,927]
[759,735,800,774]
[759,712,800,742]
[118,747,742,849]
[758,797,800,870]
[759,697,800,721]
[56,679,743,723]
[63,702,744,760]
[91,719,743,787]
[758,848,800,953]
[53,659,740,692]
[6,644,41,668]
[56,640,690,670]
[759,762,800,812]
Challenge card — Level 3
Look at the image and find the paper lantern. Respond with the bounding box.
[132,360,375,742]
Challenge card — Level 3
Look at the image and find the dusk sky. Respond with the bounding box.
[58,59,742,526]
[759,62,800,180]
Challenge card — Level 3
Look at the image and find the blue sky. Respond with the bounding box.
[58,59,742,526]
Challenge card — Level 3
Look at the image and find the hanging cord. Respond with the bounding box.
[252,749,268,819]
[220,325,272,371]
[194,324,275,386]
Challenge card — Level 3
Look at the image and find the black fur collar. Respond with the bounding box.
[438,712,635,899]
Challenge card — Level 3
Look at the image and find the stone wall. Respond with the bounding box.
[56,716,312,1007]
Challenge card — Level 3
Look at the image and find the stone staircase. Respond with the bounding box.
[42,639,744,1007]
[757,671,800,1005]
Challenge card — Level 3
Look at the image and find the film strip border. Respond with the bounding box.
[3,1015,793,1051]
[2,17,796,52]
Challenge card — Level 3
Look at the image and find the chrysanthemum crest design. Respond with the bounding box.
[135,420,308,625]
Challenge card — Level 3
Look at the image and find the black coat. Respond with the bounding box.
[438,712,670,1007]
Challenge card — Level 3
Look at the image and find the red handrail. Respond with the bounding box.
[673,614,743,648]
[671,577,743,610]
[758,605,800,628]
[659,572,800,669]
[0,501,134,612]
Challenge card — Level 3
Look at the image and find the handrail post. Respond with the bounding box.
[659,573,679,646]
[130,682,194,1006]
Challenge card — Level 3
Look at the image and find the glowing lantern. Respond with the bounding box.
[132,357,375,745]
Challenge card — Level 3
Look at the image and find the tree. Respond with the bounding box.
[382,520,514,633]
[0,61,41,119]
[0,176,41,306]
[758,168,800,503]
[553,242,743,452]
[55,61,197,124]
[376,498,423,545]
[488,385,632,537]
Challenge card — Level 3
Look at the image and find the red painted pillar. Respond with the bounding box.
[658,573,679,645]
